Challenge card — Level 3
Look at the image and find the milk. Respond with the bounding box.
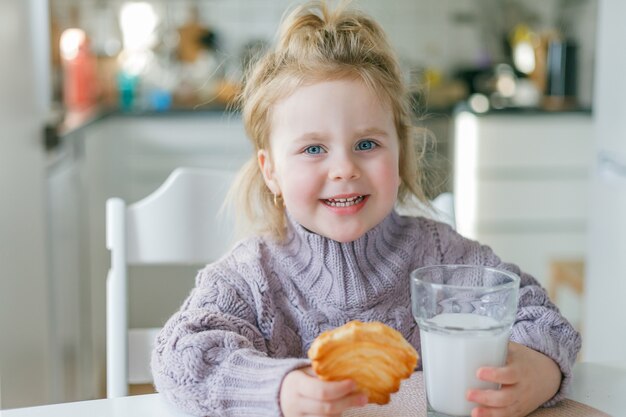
[420,313,510,416]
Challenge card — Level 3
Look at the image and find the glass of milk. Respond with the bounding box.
[410,265,520,417]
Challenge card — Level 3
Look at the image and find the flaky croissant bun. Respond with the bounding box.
[307,321,419,405]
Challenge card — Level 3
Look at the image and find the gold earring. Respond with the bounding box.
[273,193,285,208]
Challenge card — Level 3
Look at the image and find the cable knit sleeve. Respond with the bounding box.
[151,258,309,416]
[429,220,582,407]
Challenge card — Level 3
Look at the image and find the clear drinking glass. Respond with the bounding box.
[411,265,520,417]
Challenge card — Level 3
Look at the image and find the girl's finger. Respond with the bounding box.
[303,415,343,417]
[296,373,358,401]
[298,392,368,415]
[471,405,510,417]
[467,387,515,408]
[301,414,342,417]
[476,366,519,385]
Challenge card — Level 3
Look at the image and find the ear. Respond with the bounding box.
[258,149,281,195]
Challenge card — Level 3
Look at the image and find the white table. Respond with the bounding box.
[2,362,624,417]
[0,393,188,417]
[568,361,626,416]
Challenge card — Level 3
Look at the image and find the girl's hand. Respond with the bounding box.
[467,342,562,417]
[280,366,368,417]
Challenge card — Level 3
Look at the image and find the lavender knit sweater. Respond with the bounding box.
[151,211,581,416]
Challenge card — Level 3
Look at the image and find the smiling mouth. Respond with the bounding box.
[323,195,366,207]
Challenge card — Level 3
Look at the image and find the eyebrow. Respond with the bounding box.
[293,127,391,143]
[292,132,325,144]
[354,127,391,138]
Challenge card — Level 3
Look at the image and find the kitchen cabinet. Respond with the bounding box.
[453,109,592,328]
[96,113,250,199]
[83,111,252,333]
[46,111,252,399]
[46,107,592,400]
[45,131,95,403]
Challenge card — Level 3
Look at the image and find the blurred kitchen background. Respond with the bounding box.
[5,0,626,410]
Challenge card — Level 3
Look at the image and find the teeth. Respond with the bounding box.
[325,196,365,207]
[331,196,357,202]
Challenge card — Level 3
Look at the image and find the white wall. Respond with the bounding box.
[0,0,52,409]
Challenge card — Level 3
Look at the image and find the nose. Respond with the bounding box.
[328,152,360,181]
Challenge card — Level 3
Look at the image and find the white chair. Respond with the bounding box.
[430,192,456,229]
[396,192,456,229]
[105,167,236,398]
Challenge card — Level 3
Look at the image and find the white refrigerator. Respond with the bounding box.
[0,0,52,407]
[583,0,626,363]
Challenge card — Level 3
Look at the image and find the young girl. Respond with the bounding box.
[151,2,581,417]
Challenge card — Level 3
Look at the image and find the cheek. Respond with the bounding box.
[377,157,401,188]
[277,161,321,199]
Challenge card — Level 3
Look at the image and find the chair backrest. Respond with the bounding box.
[396,192,456,229]
[430,192,456,229]
[105,167,236,398]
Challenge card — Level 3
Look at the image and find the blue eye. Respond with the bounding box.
[304,145,324,155]
[356,140,377,151]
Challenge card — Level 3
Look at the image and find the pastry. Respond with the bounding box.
[307,320,419,405]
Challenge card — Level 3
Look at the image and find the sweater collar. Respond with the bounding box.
[278,210,415,310]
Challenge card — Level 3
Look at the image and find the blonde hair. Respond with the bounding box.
[230,0,429,240]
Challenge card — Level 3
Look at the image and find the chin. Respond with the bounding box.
[300,214,381,243]
[330,235,361,243]
[324,226,370,243]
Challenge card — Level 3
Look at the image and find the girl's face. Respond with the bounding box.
[259,78,401,243]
